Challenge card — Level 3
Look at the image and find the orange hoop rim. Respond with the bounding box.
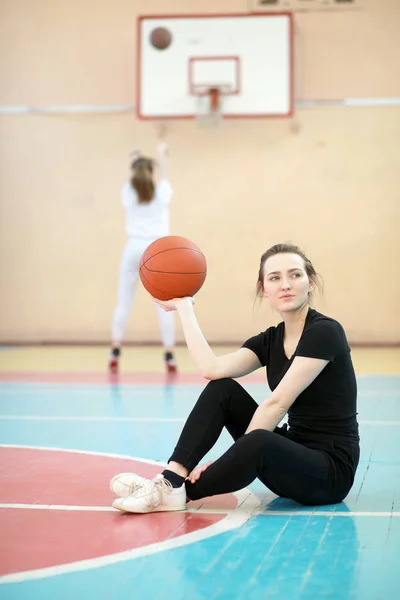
[192,83,234,98]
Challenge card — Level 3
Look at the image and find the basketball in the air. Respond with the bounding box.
[139,236,207,301]
[150,27,173,50]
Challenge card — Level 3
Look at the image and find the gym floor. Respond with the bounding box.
[0,346,399,600]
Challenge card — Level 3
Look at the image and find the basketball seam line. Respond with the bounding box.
[140,265,205,297]
[141,246,205,269]
[142,268,207,274]
[139,267,172,297]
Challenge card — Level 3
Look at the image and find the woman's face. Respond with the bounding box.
[261,253,313,313]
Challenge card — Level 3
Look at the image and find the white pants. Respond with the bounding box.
[111,237,175,348]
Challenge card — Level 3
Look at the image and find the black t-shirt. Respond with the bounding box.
[242,309,359,453]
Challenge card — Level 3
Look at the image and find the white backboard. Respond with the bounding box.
[137,13,293,119]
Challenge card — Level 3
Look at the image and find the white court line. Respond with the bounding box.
[0,444,260,584]
[0,415,399,425]
[0,503,117,512]
[1,389,398,397]
[0,503,233,515]
[0,383,398,397]
[0,415,185,422]
[0,492,260,585]
[0,444,398,583]
[1,503,399,518]
[0,444,167,465]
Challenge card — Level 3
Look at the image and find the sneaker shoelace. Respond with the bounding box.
[128,478,144,494]
[133,475,173,509]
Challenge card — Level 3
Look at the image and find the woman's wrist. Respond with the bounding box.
[176,297,195,314]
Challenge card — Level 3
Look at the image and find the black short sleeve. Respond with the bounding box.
[241,331,269,367]
[296,320,349,362]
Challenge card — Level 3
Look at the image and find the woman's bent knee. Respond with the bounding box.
[245,429,275,444]
[201,378,243,399]
[205,378,239,390]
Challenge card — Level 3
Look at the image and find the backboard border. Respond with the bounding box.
[137,12,294,120]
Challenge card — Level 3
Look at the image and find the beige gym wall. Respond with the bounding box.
[0,0,399,344]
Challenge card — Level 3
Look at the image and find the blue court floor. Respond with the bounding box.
[0,373,399,599]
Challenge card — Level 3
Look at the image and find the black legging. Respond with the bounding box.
[169,378,356,506]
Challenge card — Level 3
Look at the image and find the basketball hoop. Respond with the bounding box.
[195,86,225,128]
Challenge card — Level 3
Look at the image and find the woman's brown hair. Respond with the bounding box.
[130,157,155,203]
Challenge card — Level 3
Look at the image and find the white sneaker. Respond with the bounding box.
[112,474,186,514]
[110,472,147,498]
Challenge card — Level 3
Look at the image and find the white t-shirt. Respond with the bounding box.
[121,179,173,240]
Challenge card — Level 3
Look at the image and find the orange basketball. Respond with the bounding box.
[150,27,173,50]
[139,236,207,301]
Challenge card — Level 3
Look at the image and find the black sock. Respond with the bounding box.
[164,351,174,361]
[161,469,185,488]
[111,347,120,357]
